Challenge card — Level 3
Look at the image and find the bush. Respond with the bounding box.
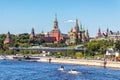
[75,52,84,58]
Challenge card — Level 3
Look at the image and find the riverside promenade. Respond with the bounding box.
[38,57,120,69]
[0,55,120,69]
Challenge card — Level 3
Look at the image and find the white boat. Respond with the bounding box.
[58,68,64,71]
[58,66,64,71]
[68,69,79,74]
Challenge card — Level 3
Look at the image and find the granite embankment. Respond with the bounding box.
[0,55,120,69]
[39,57,120,69]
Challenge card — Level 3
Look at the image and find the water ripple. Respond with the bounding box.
[0,60,120,80]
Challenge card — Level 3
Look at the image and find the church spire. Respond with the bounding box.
[31,28,35,35]
[80,22,82,31]
[75,19,79,27]
[75,19,79,33]
[86,29,89,40]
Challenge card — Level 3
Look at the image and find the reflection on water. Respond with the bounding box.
[0,60,120,80]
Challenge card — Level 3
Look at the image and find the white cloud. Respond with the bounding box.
[64,20,75,23]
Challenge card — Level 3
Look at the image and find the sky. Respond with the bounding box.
[0,0,120,37]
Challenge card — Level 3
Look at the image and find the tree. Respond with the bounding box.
[115,40,120,51]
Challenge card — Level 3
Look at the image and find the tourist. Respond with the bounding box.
[48,58,51,63]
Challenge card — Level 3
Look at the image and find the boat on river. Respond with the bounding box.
[58,66,64,71]
[68,69,80,74]
[13,56,40,62]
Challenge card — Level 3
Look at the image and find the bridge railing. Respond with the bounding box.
[9,47,86,51]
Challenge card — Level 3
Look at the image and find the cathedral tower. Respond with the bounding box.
[86,29,89,41]
[81,26,85,42]
[75,19,79,33]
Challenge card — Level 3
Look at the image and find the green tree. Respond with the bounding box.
[115,40,120,51]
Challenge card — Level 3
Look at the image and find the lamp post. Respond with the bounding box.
[81,43,86,59]
[84,48,86,59]
[103,48,107,68]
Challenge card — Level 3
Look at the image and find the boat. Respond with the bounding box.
[58,66,64,71]
[58,68,64,71]
[13,56,40,62]
[68,69,79,74]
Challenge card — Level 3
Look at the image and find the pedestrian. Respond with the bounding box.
[49,58,51,63]
[104,60,107,68]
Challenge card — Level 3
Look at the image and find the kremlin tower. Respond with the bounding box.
[97,28,102,38]
[29,28,35,39]
[51,15,61,43]
[4,31,12,44]
[51,15,68,43]
[106,28,109,37]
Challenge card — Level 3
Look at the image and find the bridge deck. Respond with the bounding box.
[9,47,86,52]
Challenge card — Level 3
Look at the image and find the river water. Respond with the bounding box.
[0,60,120,80]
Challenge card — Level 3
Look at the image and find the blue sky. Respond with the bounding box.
[0,0,120,37]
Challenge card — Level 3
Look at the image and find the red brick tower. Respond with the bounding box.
[4,31,12,44]
[29,28,35,39]
[106,28,109,36]
[97,28,102,38]
[51,15,60,43]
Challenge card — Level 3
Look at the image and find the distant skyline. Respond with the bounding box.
[0,0,120,37]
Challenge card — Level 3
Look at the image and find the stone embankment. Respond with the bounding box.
[0,55,14,60]
[38,57,120,69]
[0,55,120,69]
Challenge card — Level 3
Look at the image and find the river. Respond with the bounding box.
[0,60,120,80]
